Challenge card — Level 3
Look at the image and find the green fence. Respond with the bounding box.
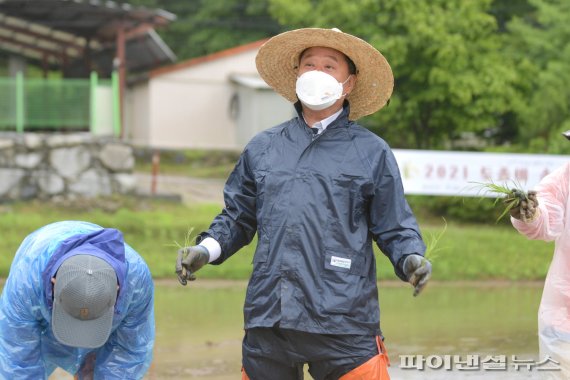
[0,72,119,135]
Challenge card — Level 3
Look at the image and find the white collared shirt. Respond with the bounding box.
[306,108,343,135]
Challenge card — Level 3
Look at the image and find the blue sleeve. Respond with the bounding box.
[368,148,426,281]
[94,248,155,379]
[200,146,258,263]
[0,249,46,378]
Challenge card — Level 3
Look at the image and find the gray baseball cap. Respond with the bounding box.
[52,254,118,348]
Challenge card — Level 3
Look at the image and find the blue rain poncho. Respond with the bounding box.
[0,221,155,379]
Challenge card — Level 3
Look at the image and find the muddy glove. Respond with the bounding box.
[403,254,432,297]
[509,190,539,223]
[176,245,210,285]
[76,352,96,380]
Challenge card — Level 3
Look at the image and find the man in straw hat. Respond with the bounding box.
[0,221,155,379]
[509,131,570,379]
[176,27,431,379]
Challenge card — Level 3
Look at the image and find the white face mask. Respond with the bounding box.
[295,70,350,111]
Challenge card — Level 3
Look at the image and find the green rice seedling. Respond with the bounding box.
[169,227,197,279]
[470,180,529,222]
[169,227,196,250]
[423,217,447,262]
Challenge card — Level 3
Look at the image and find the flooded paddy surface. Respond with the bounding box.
[48,280,543,379]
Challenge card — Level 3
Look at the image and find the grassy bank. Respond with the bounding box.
[134,149,239,179]
[0,198,554,281]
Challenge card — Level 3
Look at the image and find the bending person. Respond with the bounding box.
[0,221,155,380]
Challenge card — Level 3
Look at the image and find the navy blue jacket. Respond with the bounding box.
[201,103,425,335]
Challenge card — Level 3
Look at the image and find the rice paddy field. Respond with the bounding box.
[41,280,543,380]
[0,197,554,281]
[0,196,555,379]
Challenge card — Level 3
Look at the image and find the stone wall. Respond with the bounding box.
[0,132,136,201]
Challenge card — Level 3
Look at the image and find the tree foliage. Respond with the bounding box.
[505,0,570,152]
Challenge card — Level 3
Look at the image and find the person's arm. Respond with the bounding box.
[176,145,260,284]
[0,274,46,378]
[511,164,569,241]
[368,148,427,281]
[201,147,259,262]
[94,258,154,379]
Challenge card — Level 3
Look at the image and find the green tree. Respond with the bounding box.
[268,0,520,149]
[505,0,570,152]
[490,0,533,32]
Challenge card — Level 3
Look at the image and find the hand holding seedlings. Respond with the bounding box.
[403,254,432,297]
[508,190,539,223]
[471,181,538,222]
[175,245,210,285]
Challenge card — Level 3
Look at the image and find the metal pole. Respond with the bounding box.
[112,70,121,137]
[16,71,24,133]
[115,23,126,139]
[151,150,160,195]
[90,71,98,134]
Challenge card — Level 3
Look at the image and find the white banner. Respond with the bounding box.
[393,149,569,197]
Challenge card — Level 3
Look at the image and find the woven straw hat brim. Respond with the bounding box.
[256,28,394,120]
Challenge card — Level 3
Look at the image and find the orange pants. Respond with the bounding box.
[242,336,390,380]
[339,336,390,379]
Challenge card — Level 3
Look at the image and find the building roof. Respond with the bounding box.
[150,39,268,78]
[0,0,176,75]
[230,73,271,90]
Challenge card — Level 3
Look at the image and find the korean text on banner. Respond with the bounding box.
[393,150,569,197]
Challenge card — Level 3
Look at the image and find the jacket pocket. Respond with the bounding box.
[332,173,369,227]
[332,172,372,199]
[319,252,368,314]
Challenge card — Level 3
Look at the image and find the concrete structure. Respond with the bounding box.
[0,132,136,201]
[125,40,295,151]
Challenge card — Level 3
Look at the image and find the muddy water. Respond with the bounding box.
[49,281,543,379]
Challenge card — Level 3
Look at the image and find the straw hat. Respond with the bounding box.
[256,28,394,120]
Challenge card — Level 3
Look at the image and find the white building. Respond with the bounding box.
[125,40,295,150]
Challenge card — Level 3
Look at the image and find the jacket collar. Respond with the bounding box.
[294,100,351,131]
